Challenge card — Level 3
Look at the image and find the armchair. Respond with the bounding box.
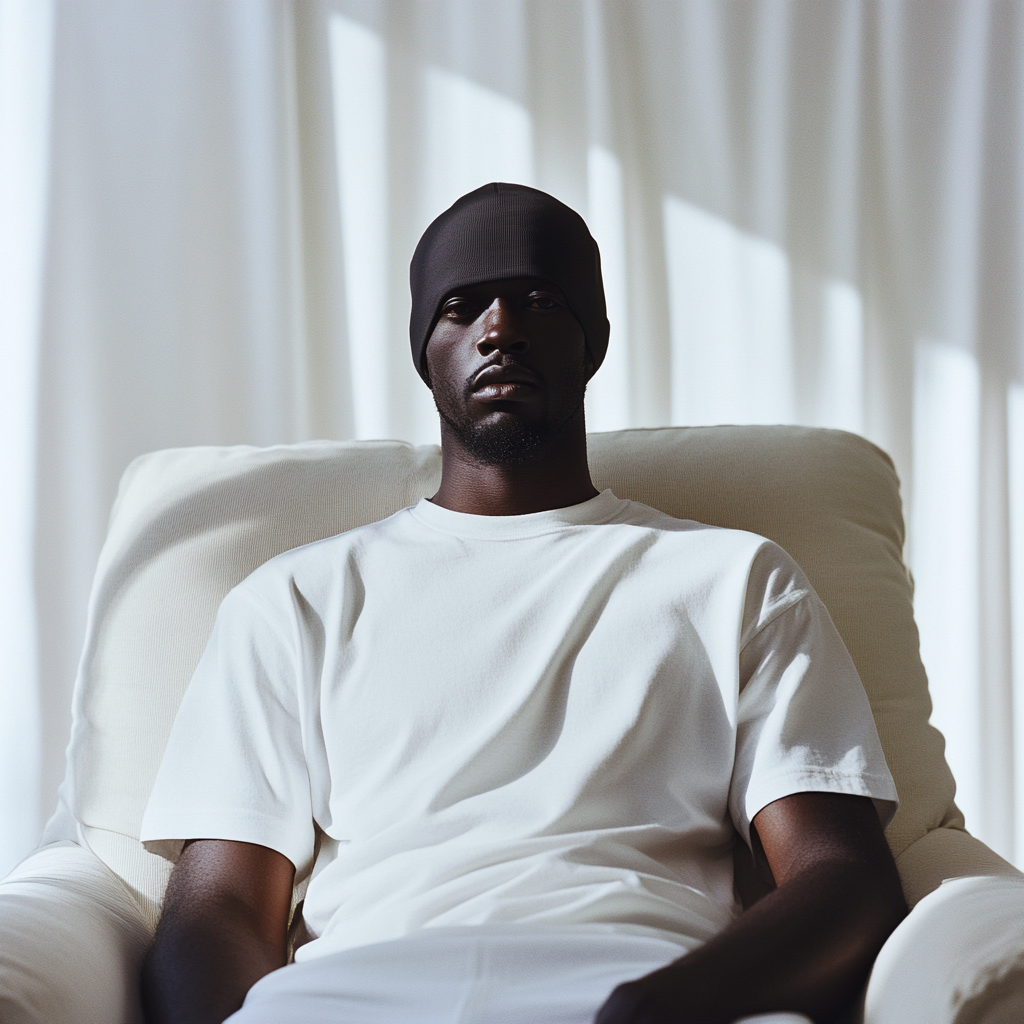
[2,426,1022,1023]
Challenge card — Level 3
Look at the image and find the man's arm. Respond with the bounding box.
[595,792,907,1024]
[141,839,294,1024]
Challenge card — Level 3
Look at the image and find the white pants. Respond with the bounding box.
[226,924,811,1024]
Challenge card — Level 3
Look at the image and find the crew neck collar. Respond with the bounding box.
[409,488,627,540]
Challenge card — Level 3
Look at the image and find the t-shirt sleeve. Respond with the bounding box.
[139,578,316,873]
[728,542,898,848]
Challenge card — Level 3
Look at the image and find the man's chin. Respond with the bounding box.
[438,409,571,468]
[451,419,557,467]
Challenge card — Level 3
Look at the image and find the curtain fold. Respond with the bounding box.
[0,0,52,876]
[2,0,1022,875]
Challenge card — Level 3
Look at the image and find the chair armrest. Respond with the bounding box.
[865,875,1024,1023]
[0,842,153,1024]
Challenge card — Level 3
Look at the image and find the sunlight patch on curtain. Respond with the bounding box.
[422,66,534,220]
[663,196,795,426]
[662,196,865,435]
[911,340,982,838]
[584,144,631,433]
[329,14,390,440]
[1008,382,1024,860]
[817,279,864,435]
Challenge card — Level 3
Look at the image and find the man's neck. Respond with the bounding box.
[429,417,599,516]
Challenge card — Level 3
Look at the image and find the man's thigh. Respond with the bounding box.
[227,926,811,1024]
[229,925,680,1024]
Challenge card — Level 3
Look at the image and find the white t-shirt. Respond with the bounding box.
[141,490,896,962]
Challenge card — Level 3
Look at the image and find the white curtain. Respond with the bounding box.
[2,0,1023,876]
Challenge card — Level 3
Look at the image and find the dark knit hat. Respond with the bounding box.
[409,183,609,383]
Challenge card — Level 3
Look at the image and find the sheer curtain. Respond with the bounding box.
[2,0,1023,876]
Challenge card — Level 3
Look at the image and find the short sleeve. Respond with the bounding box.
[139,581,316,874]
[728,543,898,847]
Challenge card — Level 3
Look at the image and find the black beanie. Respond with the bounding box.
[409,183,609,383]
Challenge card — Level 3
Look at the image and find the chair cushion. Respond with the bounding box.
[0,843,150,1024]
[43,427,1019,909]
[865,875,1024,1023]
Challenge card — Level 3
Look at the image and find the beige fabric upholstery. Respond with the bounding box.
[42,426,1018,910]
[0,843,149,1024]
[1,424,1017,1024]
[864,876,1024,1024]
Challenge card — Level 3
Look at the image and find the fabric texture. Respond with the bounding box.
[408,183,609,381]
[140,490,895,959]
[864,875,1024,1024]
[0,842,149,1024]
[222,923,809,1024]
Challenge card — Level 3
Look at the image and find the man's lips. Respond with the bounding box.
[469,365,540,399]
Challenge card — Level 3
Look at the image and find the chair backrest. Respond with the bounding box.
[45,426,1016,915]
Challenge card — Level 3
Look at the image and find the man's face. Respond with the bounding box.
[425,277,593,466]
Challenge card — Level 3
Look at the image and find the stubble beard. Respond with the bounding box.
[432,364,589,468]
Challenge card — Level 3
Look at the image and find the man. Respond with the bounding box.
[140,183,905,1024]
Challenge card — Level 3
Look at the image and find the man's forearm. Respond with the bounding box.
[141,903,287,1024]
[141,839,294,1024]
[596,858,906,1024]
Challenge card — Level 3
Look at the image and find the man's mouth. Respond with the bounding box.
[469,365,540,400]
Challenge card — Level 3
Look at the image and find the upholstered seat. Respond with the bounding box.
[2,427,1022,1023]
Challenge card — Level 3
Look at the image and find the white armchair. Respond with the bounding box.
[2,427,1022,1023]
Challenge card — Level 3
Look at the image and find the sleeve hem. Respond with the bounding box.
[740,769,899,843]
[139,807,314,872]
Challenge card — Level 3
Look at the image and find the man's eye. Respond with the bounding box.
[529,295,558,310]
[443,301,475,318]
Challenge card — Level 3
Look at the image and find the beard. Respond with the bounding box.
[432,362,589,467]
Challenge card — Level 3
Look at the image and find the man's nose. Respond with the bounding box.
[476,299,529,357]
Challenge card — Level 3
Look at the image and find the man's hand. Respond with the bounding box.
[594,792,907,1024]
[141,839,294,1024]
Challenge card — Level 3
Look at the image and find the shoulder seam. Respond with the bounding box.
[230,579,300,652]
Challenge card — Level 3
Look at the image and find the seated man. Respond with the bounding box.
[139,183,905,1024]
